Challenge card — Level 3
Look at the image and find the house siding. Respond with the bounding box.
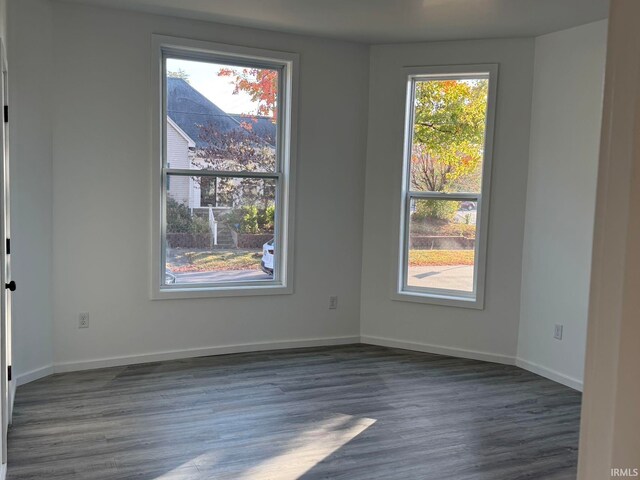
[166,119,200,207]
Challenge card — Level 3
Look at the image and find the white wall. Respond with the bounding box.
[0,0,6,52]
[7,0,55,380]
[7,0,606,391]
[360,39,535,361]
[517,20,607,390]
[43,2,369,369]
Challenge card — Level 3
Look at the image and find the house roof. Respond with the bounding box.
[167,77,276,148]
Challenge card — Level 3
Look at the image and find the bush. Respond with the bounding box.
[166,197,209,234]
[440,223,476,238]
[242,206,259,234]
[166,196,191,233]
[413,199,460,221]
[225,205,275,234]
[257,205,275,232]
[190,216,210,234]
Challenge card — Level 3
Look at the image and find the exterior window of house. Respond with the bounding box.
[153,37,297,298]
[396,65,497,308]
[200,177,234,208]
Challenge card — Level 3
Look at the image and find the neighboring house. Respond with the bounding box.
[165,77,276,210]
[166,117,198,208]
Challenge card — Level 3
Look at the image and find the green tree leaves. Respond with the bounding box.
[411,79,488,193]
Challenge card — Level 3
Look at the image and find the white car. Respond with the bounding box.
[261,239,274,276]
[165,269,176,284]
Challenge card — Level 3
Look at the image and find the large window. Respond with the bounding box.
[152,37,297,298]
[396,65,497,308]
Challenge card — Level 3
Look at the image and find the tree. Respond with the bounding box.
[194,124,276,208]
[411,79,488,193]
[188,66,279,209]
[218,67,278,121]
[196,125,275,173]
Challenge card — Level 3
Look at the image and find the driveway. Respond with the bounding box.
[455,209,477,224]
[174,269,272,284]
[408,265,474,292]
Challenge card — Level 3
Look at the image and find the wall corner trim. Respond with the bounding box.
[15,365,55,387]
[515,357,583,391]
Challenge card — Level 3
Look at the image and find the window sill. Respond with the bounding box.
[391,289,484,310]
[152,283,293,300]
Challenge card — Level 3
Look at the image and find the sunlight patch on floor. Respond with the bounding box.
[152,413,376,479]
[238,413,376,479]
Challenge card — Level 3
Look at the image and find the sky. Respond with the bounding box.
[167,58,259,115]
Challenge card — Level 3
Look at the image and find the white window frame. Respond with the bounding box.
[150,35,298,299]
[392,64,498,309]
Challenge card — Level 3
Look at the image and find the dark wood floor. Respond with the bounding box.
[7,345,581,480]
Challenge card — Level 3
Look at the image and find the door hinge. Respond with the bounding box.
[5,238,9,255]
[3,105,7,123]
[7,366,11,382]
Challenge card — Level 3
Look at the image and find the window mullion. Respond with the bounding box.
[407,191,480,201]
[164,168,280,180]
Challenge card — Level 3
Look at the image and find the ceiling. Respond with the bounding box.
[60,0,609,44]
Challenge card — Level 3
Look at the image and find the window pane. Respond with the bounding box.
[410,78,488,193]
[166,58,278,173]
[407,199,477,293]
[165,175,277,286]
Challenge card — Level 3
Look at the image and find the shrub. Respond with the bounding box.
[410,221,476,239]
[166,197,192,233]
[190,215,210,234]
[225,205,275,234]
[166,197,209,234]
[413,199,460,221]
[442,223,475,238]
[242,206,259,234]
[257,205,275,232]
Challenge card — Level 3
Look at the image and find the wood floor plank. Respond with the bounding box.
[7,345,581,479]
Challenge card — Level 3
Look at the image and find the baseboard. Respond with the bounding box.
[53,336,361,373]
[15,365,55,387]
[515,357,583,392]
[360,335,516,365]
[13,337,582,394]
[361,335,582,391]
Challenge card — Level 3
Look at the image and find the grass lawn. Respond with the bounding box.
[167,248,474,272]
[409,249,475,266]
[168,249,262,272]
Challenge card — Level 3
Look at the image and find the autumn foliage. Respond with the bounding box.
[218,67,278,121]
[411,79,488,193]
[192,67,279,209]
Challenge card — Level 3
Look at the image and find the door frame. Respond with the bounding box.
[0,34,10,470]
[578,0,640,477]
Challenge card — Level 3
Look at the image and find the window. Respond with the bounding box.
[152,36,297,298]
[395,65,497,308]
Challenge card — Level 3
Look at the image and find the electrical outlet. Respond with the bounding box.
[329,296,338,310]
[554,324,563,340]
[78,312,90,329]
